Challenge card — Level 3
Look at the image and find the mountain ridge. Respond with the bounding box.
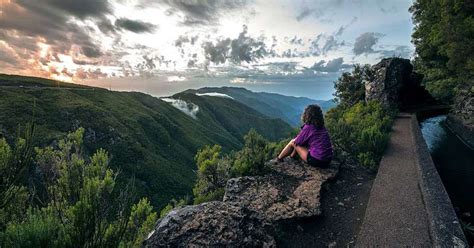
[183,86,335,126]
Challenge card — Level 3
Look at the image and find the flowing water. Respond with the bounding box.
[420,115,474,244]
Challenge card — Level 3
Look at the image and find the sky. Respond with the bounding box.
[0,0,415,100]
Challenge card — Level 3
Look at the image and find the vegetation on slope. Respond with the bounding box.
[0,75,292,209]
[0,127,156,247]
[326,65,396,170]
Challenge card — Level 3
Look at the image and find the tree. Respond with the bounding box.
[333,64,372,107]
[193,145,230,204]
[410,0,474,103]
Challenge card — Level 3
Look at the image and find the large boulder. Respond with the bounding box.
[224,158,338,221]
[143,201,276,248]
[144,158,339,247]
[365,58,436,110]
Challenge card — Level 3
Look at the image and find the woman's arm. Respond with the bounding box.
[293,125,309,146]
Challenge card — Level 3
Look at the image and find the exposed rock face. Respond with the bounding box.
[447,86,474,148]
[143,201,275,248]
[144,158,339,247]
[365,58,436,110]
[224,159,338,221]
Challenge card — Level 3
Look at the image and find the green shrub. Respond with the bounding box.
[189,129,279,205]
[192,145,230,204]
[326,101,395,170]
[0,128,157,247]
[231,129,273,177]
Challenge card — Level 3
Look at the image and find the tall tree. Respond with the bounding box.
[410,0,474,102]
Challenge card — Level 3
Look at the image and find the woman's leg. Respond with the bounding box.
[293,145,309,162]
[290,148,297,158]
[277,139,295,160]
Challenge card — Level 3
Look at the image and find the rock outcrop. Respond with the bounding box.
[143,201,275,247]
[365,58,436,110]
[144,158,339,247]
[224,159,338,221]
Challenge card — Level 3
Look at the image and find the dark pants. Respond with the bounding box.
[307,154,331,168]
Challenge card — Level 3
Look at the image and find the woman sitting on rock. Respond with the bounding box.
[277,104,333,168]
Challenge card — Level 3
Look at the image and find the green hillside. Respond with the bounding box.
[0,74,292,209]
[184,87,336,126]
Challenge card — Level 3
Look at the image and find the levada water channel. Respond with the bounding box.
[420,115,474,245]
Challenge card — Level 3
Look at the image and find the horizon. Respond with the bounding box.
[0,0,414,99]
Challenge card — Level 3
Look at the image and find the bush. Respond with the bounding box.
[0,128,157,247]
[192,145,230,204]
[187,129,279,206]
[231,129,273,177]
[326,101,395,170]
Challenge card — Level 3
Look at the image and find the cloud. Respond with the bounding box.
[0,42,19,66]
[203,38,232,65]
[36,0,112,19]
[353,32,385,55]
[75,68,108,80]
[161,98,200,119]
[202,25,267,66]
[335,17,358,36]
[310,57,352,72]
[157,0,250,26]
[378,45,413,59]
[196,92,234,99]
[115,18,156,33]
[289,36,304,46]
[0,0,107,70]
[321,36,345,55]
[296,6,319,21]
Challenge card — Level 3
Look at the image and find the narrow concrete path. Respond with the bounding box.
[356,114,432,247]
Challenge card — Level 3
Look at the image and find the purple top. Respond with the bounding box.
[294,124,333,161]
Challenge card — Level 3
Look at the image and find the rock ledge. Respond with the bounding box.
[144,158,338,247]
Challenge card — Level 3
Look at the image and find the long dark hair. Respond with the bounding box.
[301,104,324,128]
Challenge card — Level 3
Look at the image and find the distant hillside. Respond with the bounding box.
[0,74,292,209]
[183,87,336,126]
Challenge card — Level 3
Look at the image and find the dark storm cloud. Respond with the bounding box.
[310,57,352,72]
[157,0,250,26]
[353,32,385,55]
[0,0,109,67]
[27,0,112,19]
[202,25,267,65]
[115,18,156,33]
[203,39,232,64]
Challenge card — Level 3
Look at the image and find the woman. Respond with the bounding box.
[278,104,333,168]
